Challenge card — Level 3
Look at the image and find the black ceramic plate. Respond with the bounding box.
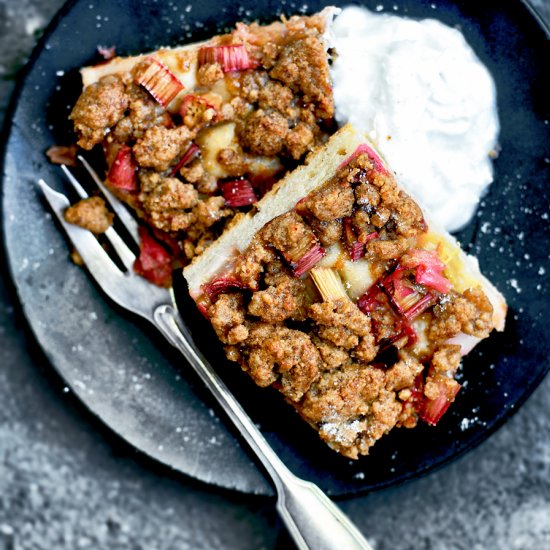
[2,0,549,497]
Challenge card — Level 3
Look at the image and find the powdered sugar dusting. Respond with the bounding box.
[320,419,363,445]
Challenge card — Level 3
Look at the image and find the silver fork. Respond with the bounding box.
[38,157,372,550]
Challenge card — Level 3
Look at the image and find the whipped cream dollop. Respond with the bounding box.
[330,7,499,232]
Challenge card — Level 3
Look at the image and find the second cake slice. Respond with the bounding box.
[184,124,506,459]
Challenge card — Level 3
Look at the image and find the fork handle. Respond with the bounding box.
[153,304,372,550]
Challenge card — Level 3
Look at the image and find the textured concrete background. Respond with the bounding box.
[1,1,549,549]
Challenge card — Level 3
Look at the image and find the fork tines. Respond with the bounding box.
[38,156,143,295]
[39,155,177,316]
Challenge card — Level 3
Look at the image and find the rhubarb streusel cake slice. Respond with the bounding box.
[65,9,337,285]
[184,124,507,459]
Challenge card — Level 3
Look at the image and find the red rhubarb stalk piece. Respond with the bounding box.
[107,145,137,191]
[380,266,436,321]
[291,245,326,278]
[134,227,173,287]
[349,241,365,262]
[338,143,389,175]
[136,56,185,107]
[249,172,278,197]
[359,231,379,243]
[402,248,451,294]
[402,248,444,267]
[379,267,409,306]
[419,381,461,426]
[203,276,247,301]
[169,143,200,176]
[358,283,416,347]
[343,218,365,261]
[198,44,258,72]
[403,293,436,321]
[391,275,415,307]
[151,226,181,257]
[415,264,452,294]
[392,318,418,347]
[219,179,257,207]
[357,283,383,314]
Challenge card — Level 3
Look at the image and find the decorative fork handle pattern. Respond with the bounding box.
[154,304,372,550]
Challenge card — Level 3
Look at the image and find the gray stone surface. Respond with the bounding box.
[1,1,549,549]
